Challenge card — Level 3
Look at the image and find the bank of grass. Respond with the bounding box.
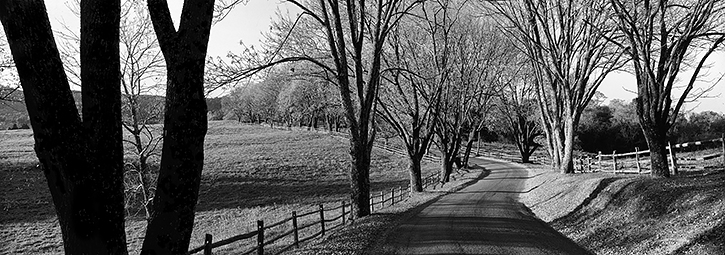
[517,161,725,255]
[0,120,437,254]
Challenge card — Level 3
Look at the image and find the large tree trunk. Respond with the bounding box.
[642,125,670,177]
[407,152,424,192]
[142,0,214,253]
[349,136,371,217]
[440,153,454,183]
[0,1,127,254]
[560,117,576,174]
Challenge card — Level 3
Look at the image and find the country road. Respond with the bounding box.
[379,157,592,255]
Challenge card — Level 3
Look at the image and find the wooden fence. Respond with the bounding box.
[574,135,725,174]
[188,172,442,255]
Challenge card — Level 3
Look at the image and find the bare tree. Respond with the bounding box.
[215,0,423,218]
[0,31,19,102]
[119,0,166,219]
[377,16,441,192]
[56,0,166,221]
[609,0,725,177]
[489,0,625,173]
[495,63,543,163]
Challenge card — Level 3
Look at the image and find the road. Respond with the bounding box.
[379,157,592,255]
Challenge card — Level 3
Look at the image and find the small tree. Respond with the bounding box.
[496,65,543,163]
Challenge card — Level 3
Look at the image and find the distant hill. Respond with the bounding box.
[0,88,223,130]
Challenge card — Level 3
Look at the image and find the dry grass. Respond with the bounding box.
[521,165,725,255]
[0,120,437,254]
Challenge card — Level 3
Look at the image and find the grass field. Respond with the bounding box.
[0,120,437,254]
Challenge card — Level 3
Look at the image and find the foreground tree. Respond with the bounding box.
[1,1,126,253]
[1,0,217,253]
[489,0,625,173]
[609,0,725,177]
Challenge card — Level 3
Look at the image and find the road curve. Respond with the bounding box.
[379,157,592,255]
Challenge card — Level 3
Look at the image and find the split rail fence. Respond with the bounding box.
[574,135,725,174]
[187,172,442,255]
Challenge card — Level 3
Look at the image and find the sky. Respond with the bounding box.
[40,0,725,113]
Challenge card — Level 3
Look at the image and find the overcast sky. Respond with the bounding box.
[41,0,725,113]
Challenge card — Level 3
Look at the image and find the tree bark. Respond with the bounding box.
[407,153,424,192]
[642,125,670,177]
[349,137,371,217]
[461,131,476,167]
[0,1,127,254]
[142,0,214,253]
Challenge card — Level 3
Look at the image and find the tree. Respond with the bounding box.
[609,0,725,177]
[496,65,543,163]
[1,1,126,253]
[1,0,219,253]
[141,0,215,253]
[218,0,422,219]
[55,0,166,220]
[489,0,625,173]
[377,12,442,192]
[0,31,19,102]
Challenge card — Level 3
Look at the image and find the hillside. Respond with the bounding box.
[0,121,437,254]
[517,164,725,255]
[0,89,223,129]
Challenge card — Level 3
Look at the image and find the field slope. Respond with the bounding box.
[0,121,435,254]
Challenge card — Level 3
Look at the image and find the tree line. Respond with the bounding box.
[577,98,725,154]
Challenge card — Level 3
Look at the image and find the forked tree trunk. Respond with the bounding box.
[0,1,127,254]
[142,0,214,253]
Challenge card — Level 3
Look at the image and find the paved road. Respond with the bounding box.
[380,157,592,255]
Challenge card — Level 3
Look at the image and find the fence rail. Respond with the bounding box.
[575,136,725,174]
[188,171,442,255]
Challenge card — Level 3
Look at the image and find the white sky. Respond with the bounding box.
[39,0,725,113]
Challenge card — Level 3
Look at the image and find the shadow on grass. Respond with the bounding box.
[0,163,56,224]
[196,175,415,213]
[552,170,725,254]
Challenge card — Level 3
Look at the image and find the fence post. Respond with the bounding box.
[635,147,641,174]
[668,142,678,175]
[597,151,602,171]
[292,211,299,248]
[204,234,212,255]
[370,195,374,212]
[341,201,346,225]
[587,156,592,172]
[257,220,264,255]
[612,151,617,174]
[578,157,584,172]
[721,133,724,167]
[391,188,395,205]
[379,191,384,208]
[319,204,325,236]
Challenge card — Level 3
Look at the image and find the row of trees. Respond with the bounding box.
[578,98,725,153]
[1,0,722,253]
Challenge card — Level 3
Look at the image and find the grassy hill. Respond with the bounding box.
[0,120,437,254]
[517,163,725,255]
